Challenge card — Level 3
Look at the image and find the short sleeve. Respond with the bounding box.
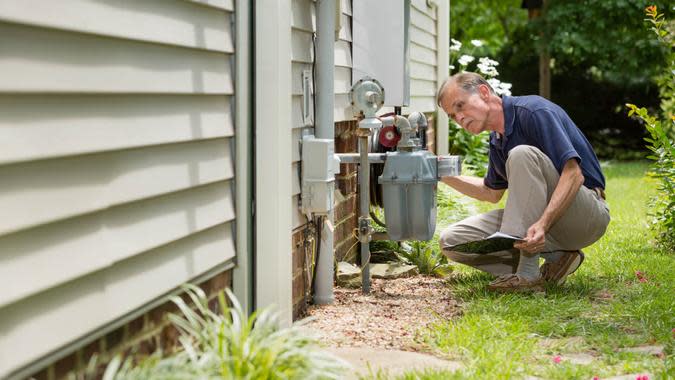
[525,109,581,172]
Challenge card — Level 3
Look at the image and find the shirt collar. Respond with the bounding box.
[490,96,515,146]
[502,95,515,137]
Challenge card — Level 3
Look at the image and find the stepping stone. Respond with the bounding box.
[327,347,462,379]
[337,262,365,288]
[617,345,664,357]
[564,353,595,365]
[369,262,419,279]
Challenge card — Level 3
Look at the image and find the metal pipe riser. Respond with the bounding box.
[357,132,372,294]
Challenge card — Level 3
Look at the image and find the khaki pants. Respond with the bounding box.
[439,145,610,276]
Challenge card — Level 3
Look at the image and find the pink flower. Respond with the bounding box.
[636,375,649,380]
[593,377,599,380]
[553,355,562,364]
[635,271,648,283]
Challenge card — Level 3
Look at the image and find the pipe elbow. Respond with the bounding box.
[407,112,428,129]
[394,115,412,132]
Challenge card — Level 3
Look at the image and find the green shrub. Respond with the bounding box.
[448,126,489,177]
[626,5,675,251]
[104,285,348,380]
[396,241,453,278]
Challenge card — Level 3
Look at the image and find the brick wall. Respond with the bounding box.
[27,270,233,380]
[291,116,437,319]
[292,121,360,319]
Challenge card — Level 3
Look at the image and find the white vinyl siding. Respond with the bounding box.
[0,2,236,378]
[408,0,439,113]
[374,0,440,115]
[291,0,353,229]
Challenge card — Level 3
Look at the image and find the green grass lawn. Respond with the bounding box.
[389,161,674,379]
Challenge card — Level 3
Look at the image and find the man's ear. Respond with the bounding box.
[478,84,490,100]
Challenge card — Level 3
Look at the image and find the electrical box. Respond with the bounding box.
[352,0,410,107]
[301,136,340,215]
[378,150,438,241]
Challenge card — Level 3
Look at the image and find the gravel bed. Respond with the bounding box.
[305,276,462,351]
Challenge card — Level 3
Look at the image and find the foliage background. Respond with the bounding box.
[450,0,673,158]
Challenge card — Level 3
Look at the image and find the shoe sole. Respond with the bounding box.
[550,251,585,285]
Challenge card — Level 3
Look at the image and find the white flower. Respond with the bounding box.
[487,78,501,89]
[486,78,512,96]
[498,82,512,91]
[448,64,455,71]
[478,57,499,67]
[477,63,499,77]
[458,54,475,66]
[450,38,462,51]
[470,39,484,47]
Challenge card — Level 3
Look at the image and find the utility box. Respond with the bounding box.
[378,150,437,241]
[352,0,410,107]
[301,136,340,215]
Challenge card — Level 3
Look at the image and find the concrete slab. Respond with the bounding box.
[327,347,462,379]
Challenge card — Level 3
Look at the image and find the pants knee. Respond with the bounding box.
[506,145,541,166]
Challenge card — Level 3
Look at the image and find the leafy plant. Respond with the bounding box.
[104,285,348,380]
[395,241,453,278]
[625,5,675,251]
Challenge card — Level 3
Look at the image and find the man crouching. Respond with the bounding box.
[436,72,610,291]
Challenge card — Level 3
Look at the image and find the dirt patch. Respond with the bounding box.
[305,276,462,351]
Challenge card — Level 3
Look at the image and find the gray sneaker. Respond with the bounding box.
[540,250,585,285]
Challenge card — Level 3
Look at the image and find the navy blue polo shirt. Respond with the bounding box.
[484,95,605,190]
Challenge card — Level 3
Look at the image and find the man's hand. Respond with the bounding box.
[514,220,548,254]
[514,159,585,255]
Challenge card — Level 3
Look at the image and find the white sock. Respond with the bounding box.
[516,251,540,280]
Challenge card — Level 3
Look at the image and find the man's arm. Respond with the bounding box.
[515,159,585,252]
[440,175,506,203]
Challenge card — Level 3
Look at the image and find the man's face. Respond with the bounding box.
[440,83,490,135]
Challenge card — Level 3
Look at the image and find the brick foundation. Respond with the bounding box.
[291,116,436,319]
[27,270,233,380]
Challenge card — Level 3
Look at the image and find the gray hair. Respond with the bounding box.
[436,72,495,107]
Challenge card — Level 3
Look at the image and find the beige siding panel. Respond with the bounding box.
[410,24,437,51]
[0,181,235,308]
[411,61,437,81]
[291,93,352,127]
[411,42,437,66]
[335,66,352,94]
[292,162,301,195]
[338,13,352,42]
[291,95,313,129]
[407,97,436,113]
[292,128,312,162]
[0,23,232,94]
[0,95,233,165]
[335,94,354,122]
[335,40,352,68]
[0,139,233,237]
[411,0,436,20]
[291,0,315,32]
[0,223,235,377]
[411,79,437,97]
[291,28,314,64]
[186,0,234,11]
[341,0,352,16]
[0,1,233,52]
[291,62,313,96]
[410,6,436,35]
